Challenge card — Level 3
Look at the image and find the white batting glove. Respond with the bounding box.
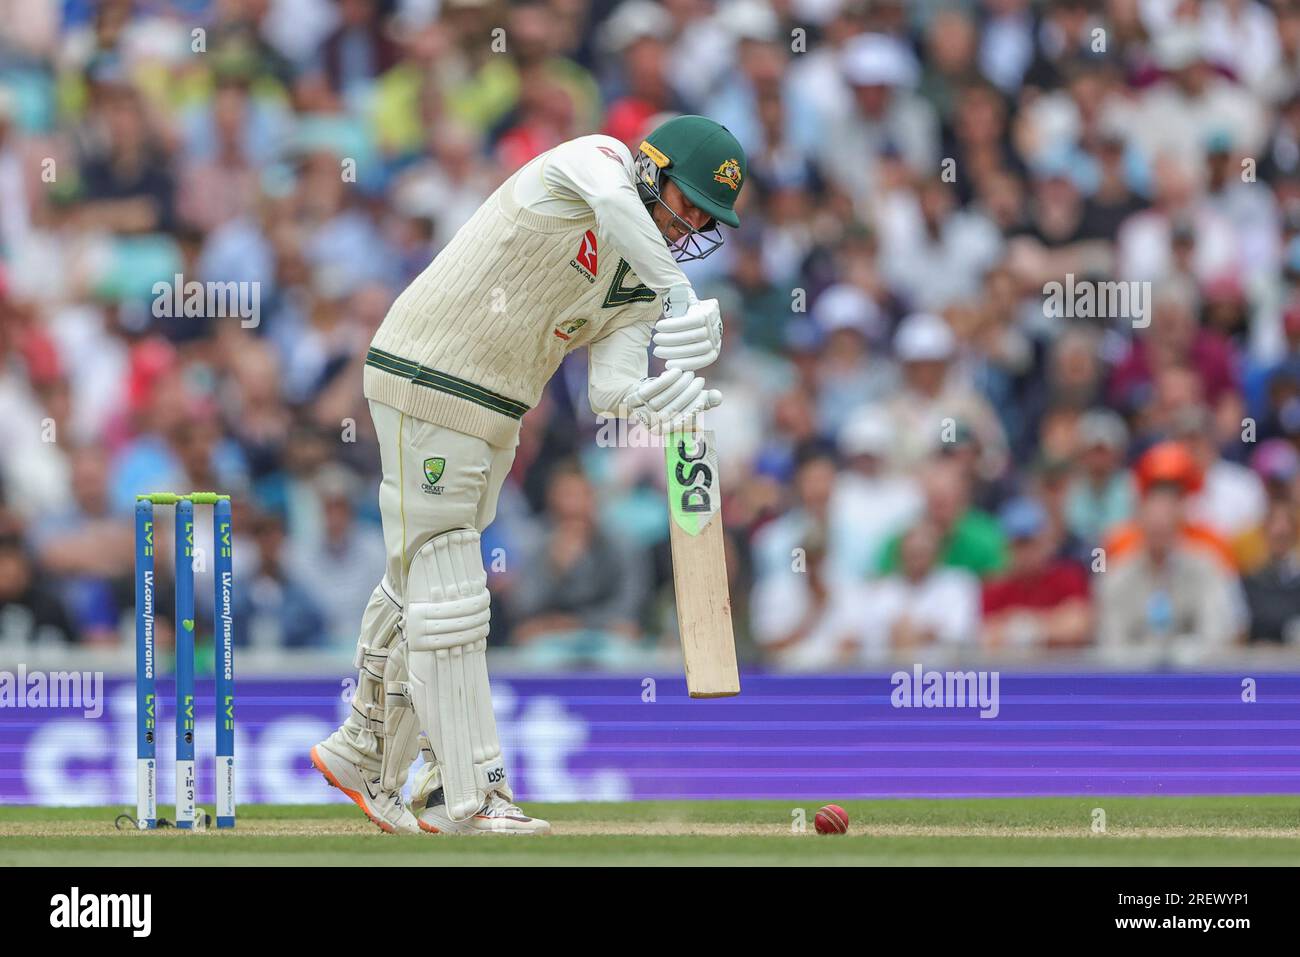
[671,383,723,432]
[653,296,723,372]
[627,368,723,433]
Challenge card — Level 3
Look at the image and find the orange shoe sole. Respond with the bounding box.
[309,745,396,834]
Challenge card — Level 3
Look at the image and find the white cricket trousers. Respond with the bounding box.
[369,399,519,595]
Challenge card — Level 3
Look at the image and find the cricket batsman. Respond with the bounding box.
[310,116,747,834]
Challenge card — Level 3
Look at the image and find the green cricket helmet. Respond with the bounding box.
[636,114,747,262]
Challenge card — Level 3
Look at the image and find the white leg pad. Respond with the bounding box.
[405,529,506,822]
[330,578,404,771]
[379,640,420,792]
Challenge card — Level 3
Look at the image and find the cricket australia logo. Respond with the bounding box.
[570,229,598,284]
[713,158,742,191]
[421,457,446,495]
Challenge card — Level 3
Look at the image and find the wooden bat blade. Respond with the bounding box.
[666,430,740,697]
[669,518,739,696]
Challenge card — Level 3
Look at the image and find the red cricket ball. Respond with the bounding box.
[814,804,849,835]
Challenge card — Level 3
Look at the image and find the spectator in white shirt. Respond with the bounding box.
[818,33,938,207]
[0,91,32,260]
[871,312,1009,479]
[1199,0,1282,94]
[854,519,981,660]
[288,464,388,649]
[1119,25,1267,168]
[830,405,923,581]
[749,524,870,671]
[1176,406,1268,538]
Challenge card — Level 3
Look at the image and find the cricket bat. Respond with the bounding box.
[662,285,740,698]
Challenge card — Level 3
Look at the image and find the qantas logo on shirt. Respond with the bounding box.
[570,229,598,283]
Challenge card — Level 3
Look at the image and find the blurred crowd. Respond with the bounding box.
[1,0,1300,668]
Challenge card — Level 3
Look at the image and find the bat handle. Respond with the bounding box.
[663,283,704,437]
[664,283,691,319]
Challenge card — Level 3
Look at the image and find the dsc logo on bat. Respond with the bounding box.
[674,436,715,516]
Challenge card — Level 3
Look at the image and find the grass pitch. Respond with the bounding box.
[1,797,1298,866]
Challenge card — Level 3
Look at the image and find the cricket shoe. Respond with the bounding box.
[415,787,551,835]
[309,743,421,834]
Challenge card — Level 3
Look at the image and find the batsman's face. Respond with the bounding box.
[653,179,713,242]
